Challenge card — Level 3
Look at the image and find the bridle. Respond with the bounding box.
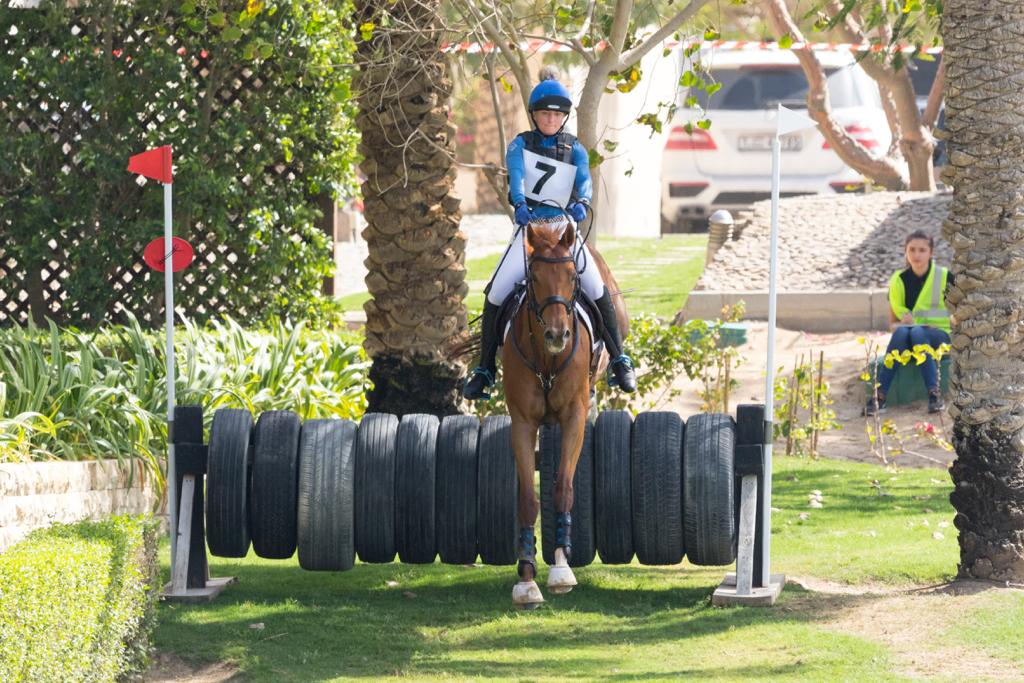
[511,236,586,397]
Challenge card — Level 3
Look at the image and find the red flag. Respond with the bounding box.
[128,145,173,184]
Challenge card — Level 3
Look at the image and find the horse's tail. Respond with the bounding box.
[447,332,481,362]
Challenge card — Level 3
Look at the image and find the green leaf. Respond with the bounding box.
[602,140,618,152]
[779,34,794,49]
[705,82,722,96]
[359,22,375,41]
[258,43,273,59]
[587,148,604,168]
[697,119,712,130]
[209,12,227,28]
[703,27,720,41]
[222,26,243,42]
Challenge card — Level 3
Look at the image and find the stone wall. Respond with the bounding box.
[0,460,161,552]
[696,191,953,292]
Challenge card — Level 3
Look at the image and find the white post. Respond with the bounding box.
[762,134,781,584]
[164,181,177,565]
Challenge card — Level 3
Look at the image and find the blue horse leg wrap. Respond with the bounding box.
[517,527,537,578]
[555,512,572,562]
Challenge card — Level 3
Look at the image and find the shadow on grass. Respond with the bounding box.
[156,558,898,681]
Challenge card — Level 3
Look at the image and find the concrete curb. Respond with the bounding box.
[683,289,890,332]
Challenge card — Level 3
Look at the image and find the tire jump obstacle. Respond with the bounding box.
[165,403,780,605]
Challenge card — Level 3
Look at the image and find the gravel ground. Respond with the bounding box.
[696,191,953,292]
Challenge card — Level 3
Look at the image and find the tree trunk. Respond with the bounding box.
[943,0,1024,581]
[354,0,467,417]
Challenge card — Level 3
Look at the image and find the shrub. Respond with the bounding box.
[0,515,159,682]
[0,315,371,486]
[0,0,359,327]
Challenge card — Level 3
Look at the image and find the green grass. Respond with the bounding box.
[155,456,968,680]
[341,235,708,319]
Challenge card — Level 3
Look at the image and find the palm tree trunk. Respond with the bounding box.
[943,0,1024,581]
[354,0,467,416]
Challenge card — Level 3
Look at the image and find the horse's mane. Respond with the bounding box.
[528,217,571,255]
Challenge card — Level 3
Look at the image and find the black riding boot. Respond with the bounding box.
[462,301,500,400]
[594,287,637,393]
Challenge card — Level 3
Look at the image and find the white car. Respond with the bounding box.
[660,49,890,232]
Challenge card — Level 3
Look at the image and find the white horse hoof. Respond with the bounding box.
[547,564,577,593]
[512,581,544,609]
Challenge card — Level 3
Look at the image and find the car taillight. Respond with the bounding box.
[822,124,879,150]
[666,127,717,151]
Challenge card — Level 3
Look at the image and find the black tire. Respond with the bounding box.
[684,413,737,566]
[206,408,254,558]
[631,411,684,565]
[477,415,517,565]
[595,410,634,564]
[297,419,357,571]
[539,422,596,568]
[251,410,302,559]
[395,414,439,564]
[355,413,399,563]
[435,415,479,564]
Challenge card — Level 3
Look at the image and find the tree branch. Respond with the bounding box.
[922,56,945,129]
[617,0,710,71]
[455,0,531,111]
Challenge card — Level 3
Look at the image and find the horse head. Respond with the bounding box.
[525,219,578,355]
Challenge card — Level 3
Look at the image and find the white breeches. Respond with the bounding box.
[486,229,606,306]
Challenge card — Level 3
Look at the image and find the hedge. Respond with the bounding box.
[0,516,159,682]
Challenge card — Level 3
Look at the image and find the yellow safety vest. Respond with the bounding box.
[888,261,951,333]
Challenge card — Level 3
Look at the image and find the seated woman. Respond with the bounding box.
[865,230,953,416]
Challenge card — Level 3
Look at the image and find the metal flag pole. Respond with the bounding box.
[164,180,177,565]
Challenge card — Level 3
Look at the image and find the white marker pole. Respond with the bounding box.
[164,181,177,565]
[764,105,817,583]
[762,135,780,584]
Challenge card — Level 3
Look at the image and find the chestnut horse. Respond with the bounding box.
[505,218,628,608]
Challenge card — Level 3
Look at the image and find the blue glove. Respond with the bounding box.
[567,202,588,223]
[514,202,531,226]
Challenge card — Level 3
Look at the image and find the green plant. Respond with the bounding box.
[773,350,840,457]
[858,337,953,464]
[0,315,371,486]
[0,0,359,327]
[0,515,159,682]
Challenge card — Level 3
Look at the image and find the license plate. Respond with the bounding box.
[737,134,803,152]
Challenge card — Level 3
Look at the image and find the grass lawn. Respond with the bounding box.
[149,455,1018,682]
[340,235,708,319]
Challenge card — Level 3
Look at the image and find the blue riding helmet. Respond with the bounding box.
[528,78,572,113]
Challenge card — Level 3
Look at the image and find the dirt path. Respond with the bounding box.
[662,322,954,469]
[785,578,1024,681]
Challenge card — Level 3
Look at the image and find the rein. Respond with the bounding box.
[510,248,586,397]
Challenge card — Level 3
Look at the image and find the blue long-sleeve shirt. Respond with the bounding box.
[506,132,592,219]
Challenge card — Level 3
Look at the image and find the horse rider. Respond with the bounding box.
[462,71,638,400]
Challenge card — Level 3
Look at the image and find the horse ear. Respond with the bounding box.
[525,224,536,257]
[561,224,575,249]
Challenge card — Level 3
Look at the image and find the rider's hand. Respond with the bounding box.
[567,202,588,223]
[514,202,531,226]
[901,312,914,325]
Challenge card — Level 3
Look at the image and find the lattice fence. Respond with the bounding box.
[1,9,340,328]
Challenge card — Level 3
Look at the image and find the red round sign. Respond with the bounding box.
[144,237,194,273]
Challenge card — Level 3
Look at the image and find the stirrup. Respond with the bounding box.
[607,354,635,387]
[462,367,495,400]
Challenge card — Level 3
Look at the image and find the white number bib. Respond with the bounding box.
[523,149,575,207]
